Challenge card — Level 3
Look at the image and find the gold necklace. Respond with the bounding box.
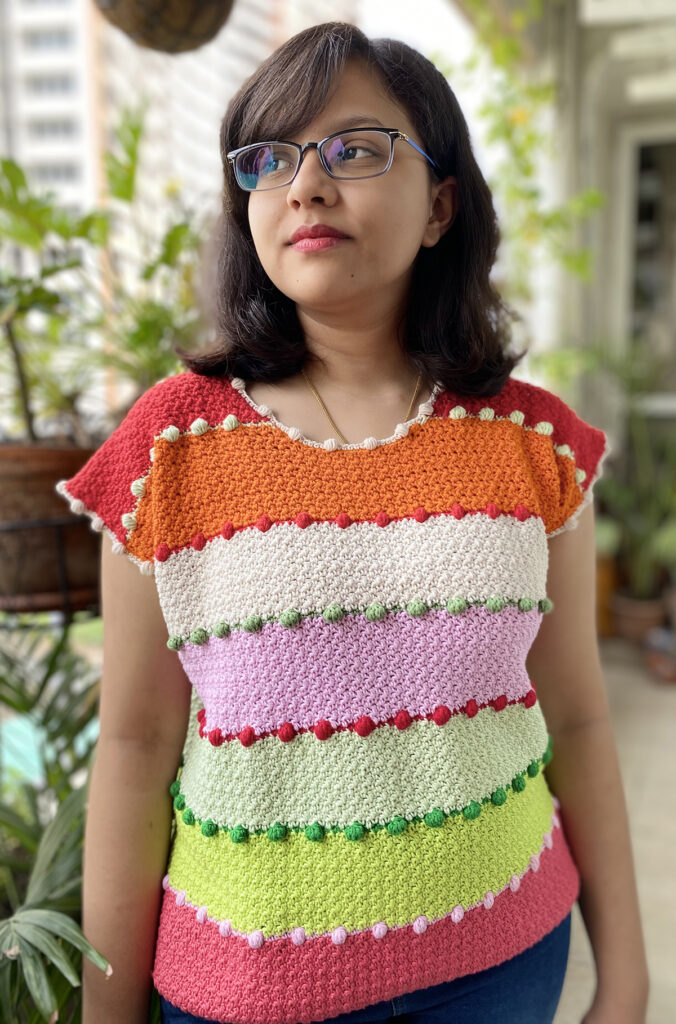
[301,368,423,446]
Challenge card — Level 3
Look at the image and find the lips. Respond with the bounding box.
[289,223,349,244]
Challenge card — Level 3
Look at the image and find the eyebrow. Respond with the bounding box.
[320,114,386,135]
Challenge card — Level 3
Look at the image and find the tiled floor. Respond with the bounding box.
[553,637,676,1024]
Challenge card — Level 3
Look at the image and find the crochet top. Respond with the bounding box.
[56,369,610,1024]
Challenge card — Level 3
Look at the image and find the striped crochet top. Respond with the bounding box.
[56,369,610,1024]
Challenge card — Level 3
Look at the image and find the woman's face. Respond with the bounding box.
[246,60,456,320]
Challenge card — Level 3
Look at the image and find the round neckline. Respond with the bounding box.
[229,375,444,452]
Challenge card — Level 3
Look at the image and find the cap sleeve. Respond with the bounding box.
[535,389,612,539]
[54,383,164,575]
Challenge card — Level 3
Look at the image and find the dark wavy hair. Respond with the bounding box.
[177,21,527,397]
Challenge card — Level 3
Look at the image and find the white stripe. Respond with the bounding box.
[156,513,548,639]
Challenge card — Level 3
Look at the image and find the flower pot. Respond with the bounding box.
[94,0,235,53]
[610,589,666,645]
[0,443,100,615]
[596,554,618,637]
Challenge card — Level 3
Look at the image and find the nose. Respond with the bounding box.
[287,142,333,199]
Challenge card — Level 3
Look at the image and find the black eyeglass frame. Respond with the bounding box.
[226,127,442,192]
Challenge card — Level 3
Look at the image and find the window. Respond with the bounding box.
[27,118,78,139]
[25,72,75,94]
[23,27,73,50]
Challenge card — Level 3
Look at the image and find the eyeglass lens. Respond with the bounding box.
[235,130,391,190]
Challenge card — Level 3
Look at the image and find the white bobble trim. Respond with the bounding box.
[190,417,209,435]
[219,919,232,937]
[196,905,208,923]
[175,890,186,907]
[121,512,137,531]
[509,875,521,892]
[257,404,271,416]
[230,376,245,391]
[534,421,554,435]
[483,891,495,909]
[372,921,388,939]
[130,478,146,498]
[394,423,409,438]
[111,540,126,555]
[419,402,434,417]
[90,516,104,532]
[288,426,302,441]
[222,414,239,430]
[140,561,154,576]
[509,410,525,425]
[291,927,306,946]
[323,437,338,451]
[555,443,573,457]
[449,406,466,419]
[451,905,464,923]
[575,467,586,484]
[248,930,264,949]
[71,498,86,515]
[331,926,347,945]
[149,447,155,462]
[412,915,429,934]
[161,425,180,442]
[479,407,495,420]
[364,437,378,450]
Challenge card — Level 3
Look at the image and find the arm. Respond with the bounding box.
[526,502,649,1024]
[81,532,192,1024]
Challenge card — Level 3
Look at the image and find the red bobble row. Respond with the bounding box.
[197,687,538,747]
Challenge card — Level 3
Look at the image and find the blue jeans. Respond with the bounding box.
[160,910,571,1024]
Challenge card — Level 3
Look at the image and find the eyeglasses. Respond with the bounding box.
[226,127,441,192]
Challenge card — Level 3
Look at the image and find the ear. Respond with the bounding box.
[422,176,458,247]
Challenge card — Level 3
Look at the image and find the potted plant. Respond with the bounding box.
[0,105,209,614]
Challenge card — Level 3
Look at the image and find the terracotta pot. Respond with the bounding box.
[596,554,618,637]
[95,0,235,54]
[610,590,667,645]
[0,444,100,614]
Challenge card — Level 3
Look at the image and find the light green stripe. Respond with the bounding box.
[167,770,555,936]
[176,703,549,832]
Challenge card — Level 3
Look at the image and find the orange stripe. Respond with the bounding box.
[129,417,580,560]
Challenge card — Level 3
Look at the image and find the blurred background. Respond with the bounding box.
[0,1,675,1021]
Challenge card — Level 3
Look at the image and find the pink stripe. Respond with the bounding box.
[179,605,540,735]
[152,819,580,1023]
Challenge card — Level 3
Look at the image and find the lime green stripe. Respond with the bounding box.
[174,705,551,835]
[167,594,554,650]
[167,769,555,936]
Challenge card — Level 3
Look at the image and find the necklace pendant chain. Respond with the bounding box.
[301,368,423,446]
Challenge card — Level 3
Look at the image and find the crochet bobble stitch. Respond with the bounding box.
[196,687,539,748]
[166,596,554,651]
[160,809,561,949]
[155,501,540,564]
[167,737,553,843]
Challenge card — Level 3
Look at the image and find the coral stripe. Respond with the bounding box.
[152,809,579,1024]
[166,771,555,933]
[177,702,548,830]
[157,513,548,640]
[142,415,580,560]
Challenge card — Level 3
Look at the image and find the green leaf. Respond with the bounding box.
[15,922,80,987]
[15,933,57,1020]
[14,909,109,972]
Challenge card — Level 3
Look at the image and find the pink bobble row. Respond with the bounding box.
[413,915,429,934]
[451,905,464,924]
[248,930,264,948]
[483,891,495,910]
[291,927,306,946]
[162,874,170,890]
[196,905,208,923]
[509,875,521,893]
[219,920,232,937]
[530,854,540,872]
[544,831,554,850]
[175,890,186,907]
[332,926,347,945]
[372,921,388,939]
